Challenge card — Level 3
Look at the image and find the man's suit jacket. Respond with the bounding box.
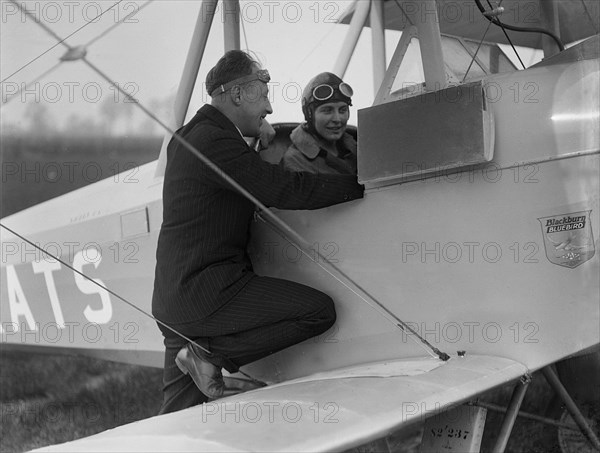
[152,104,363,325]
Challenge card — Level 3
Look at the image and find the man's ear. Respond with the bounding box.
[230,85,243,106]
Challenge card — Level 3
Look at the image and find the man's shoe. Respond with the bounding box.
[176,343,268,400]
[175,343,227,399]
[223,376,268,393]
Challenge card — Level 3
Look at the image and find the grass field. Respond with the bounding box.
[0,349,163,452]
[1,134,162,218]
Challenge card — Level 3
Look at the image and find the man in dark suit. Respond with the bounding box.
[152,50,364,414]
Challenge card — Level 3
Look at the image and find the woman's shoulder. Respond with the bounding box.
[282,144,319,173]
[341,131,357,154]
[288,124,322,159]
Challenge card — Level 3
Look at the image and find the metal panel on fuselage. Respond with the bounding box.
[245,49,600,382]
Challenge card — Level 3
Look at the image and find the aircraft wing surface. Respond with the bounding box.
[33,355,527,452]
[340,0,599,49]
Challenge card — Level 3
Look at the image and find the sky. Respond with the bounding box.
[0,0,408,136]
[0,0,545,137]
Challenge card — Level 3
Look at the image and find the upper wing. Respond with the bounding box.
[33,354,527,452]
[340,0,599,49]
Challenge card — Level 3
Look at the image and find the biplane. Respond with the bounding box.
[1,0,599,451]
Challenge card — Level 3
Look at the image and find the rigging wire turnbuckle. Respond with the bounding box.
[483,7,504,18]
[60,45,87,61]
[520,373,532,385]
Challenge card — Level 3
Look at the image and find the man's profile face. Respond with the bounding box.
[237,66,273,137]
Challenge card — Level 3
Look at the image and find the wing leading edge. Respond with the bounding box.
[33,355,527,452]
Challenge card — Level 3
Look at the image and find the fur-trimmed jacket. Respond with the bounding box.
[282,124,357,175]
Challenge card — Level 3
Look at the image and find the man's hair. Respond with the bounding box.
[206,50,259,96]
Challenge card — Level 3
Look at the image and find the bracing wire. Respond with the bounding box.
[474,0,564,64]
[483,0,526,69]
[0,222,266,385]
[2,0,151,106]
[581,0,599,34]
[0,224,199,350]
[393,0,414,27]
[82,55,445,361]
[0,43,65,85]
[2,0,451,362]
[1,1,124,84]
[291,20,339,74]
[85,0,153,48]
[2,62,62,105]
[462,12,495,82]
[291,0,355,75]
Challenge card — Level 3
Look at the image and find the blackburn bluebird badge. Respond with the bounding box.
[538,211,595,268]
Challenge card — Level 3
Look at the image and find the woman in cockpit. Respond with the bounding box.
[282,72,357,175]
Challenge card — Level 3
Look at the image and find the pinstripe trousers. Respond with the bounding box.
[157,274,336,414]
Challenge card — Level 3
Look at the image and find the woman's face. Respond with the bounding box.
[313,102,350,144]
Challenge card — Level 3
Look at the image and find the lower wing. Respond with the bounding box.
[33,354,527,452]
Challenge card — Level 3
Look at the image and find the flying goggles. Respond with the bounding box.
[312,82,353,101]
[211,69,271,97]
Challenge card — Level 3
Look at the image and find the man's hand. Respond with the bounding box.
[246,120,276,151]
[257,120,276,150]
